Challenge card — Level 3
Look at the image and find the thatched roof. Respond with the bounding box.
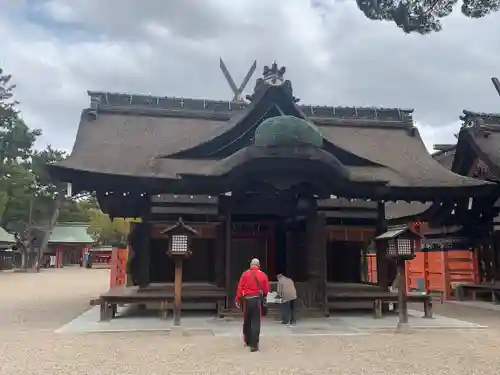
[48,65,492,203]
[386,110,500,222]
[456,110,500,178]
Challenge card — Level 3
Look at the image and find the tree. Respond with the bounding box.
[0,69,17,121]
[87,209,135,246]
[356,0,500,34]
[0,68,98,269]
[30,146,94,223]
[0,68,39,233]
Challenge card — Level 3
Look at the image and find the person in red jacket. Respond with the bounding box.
[235,258,269,352]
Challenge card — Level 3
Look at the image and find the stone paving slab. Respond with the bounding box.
[55,306,486,336]
[447,300,500,313]
[337,309,487,331]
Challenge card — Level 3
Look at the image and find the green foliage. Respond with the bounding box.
[86,209,136,246]
[0,68,98,234]
[0,69,17,120]
[356,0,500,34]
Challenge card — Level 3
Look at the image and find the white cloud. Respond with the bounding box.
[42,0,78,23]
[1,0,500,154]
[416,121,461,152]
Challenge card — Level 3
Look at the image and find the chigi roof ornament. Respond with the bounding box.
[247,62,299,103]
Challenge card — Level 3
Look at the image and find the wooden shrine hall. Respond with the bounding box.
[387,109,500,300]
[47,62,497,319]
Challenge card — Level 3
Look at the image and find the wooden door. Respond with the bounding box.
[228,238,268,302]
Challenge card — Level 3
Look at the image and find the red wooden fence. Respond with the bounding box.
[109,247,128,289]
[365,249,478,299]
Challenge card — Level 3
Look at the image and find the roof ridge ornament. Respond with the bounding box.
[458,78,500,135]
[263,62,286,86]
[87,93,101,120]
[460,110,499,137]
[246,62,299,103]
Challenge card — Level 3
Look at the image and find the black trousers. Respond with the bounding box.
[243,297,261,348]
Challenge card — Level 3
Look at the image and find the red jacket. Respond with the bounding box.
[235,266,270,303]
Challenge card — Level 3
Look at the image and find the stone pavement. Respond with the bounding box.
[3,267,500,375]
[447,299,500,313]
[56,304,485,335]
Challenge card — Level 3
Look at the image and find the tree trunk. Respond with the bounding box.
[35,188,64,272]
[20,249,27,270]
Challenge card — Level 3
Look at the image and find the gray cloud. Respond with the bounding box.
[2,0,500,152]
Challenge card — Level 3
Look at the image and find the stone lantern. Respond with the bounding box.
[162,217,198,326]
[375,225,421,332]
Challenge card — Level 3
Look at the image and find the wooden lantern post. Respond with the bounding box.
[375,225,421,333]
[162,217,198,326]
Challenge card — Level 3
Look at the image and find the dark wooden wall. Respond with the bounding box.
[326,241,362,282]
[149,237,216,283]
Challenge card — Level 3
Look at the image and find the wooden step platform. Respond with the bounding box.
[98,282,227,321]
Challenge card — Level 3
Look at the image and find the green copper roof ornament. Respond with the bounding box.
[254,115,324,147]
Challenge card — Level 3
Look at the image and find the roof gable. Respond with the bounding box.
[162,84,383,167]
[455,110,500,178]
[386,109,500,222]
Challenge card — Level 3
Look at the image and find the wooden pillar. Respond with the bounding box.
[55,247,61,268]
[361,246,368,282]
[376,202,389,290]
[477,239,486,283]
[493,232,500,283]
[305,212,327,280]
[267,221,276,277]
[305,211,327,309]
[476,217,494,283]
[137,200,152,289]
[481,239,490,283]
[486,219,495,282]
[396,259,410,332]
[224,211,232,307]
[285,222,296,279]
[173,258,183,326]
[214,223,225,287]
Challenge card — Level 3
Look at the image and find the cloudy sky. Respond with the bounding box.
[2,0,500,152]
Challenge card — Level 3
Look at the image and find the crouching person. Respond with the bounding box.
[277,273,297,326]
[235,258,269,352]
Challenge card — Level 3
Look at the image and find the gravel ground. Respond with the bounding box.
[1,267,500,375]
